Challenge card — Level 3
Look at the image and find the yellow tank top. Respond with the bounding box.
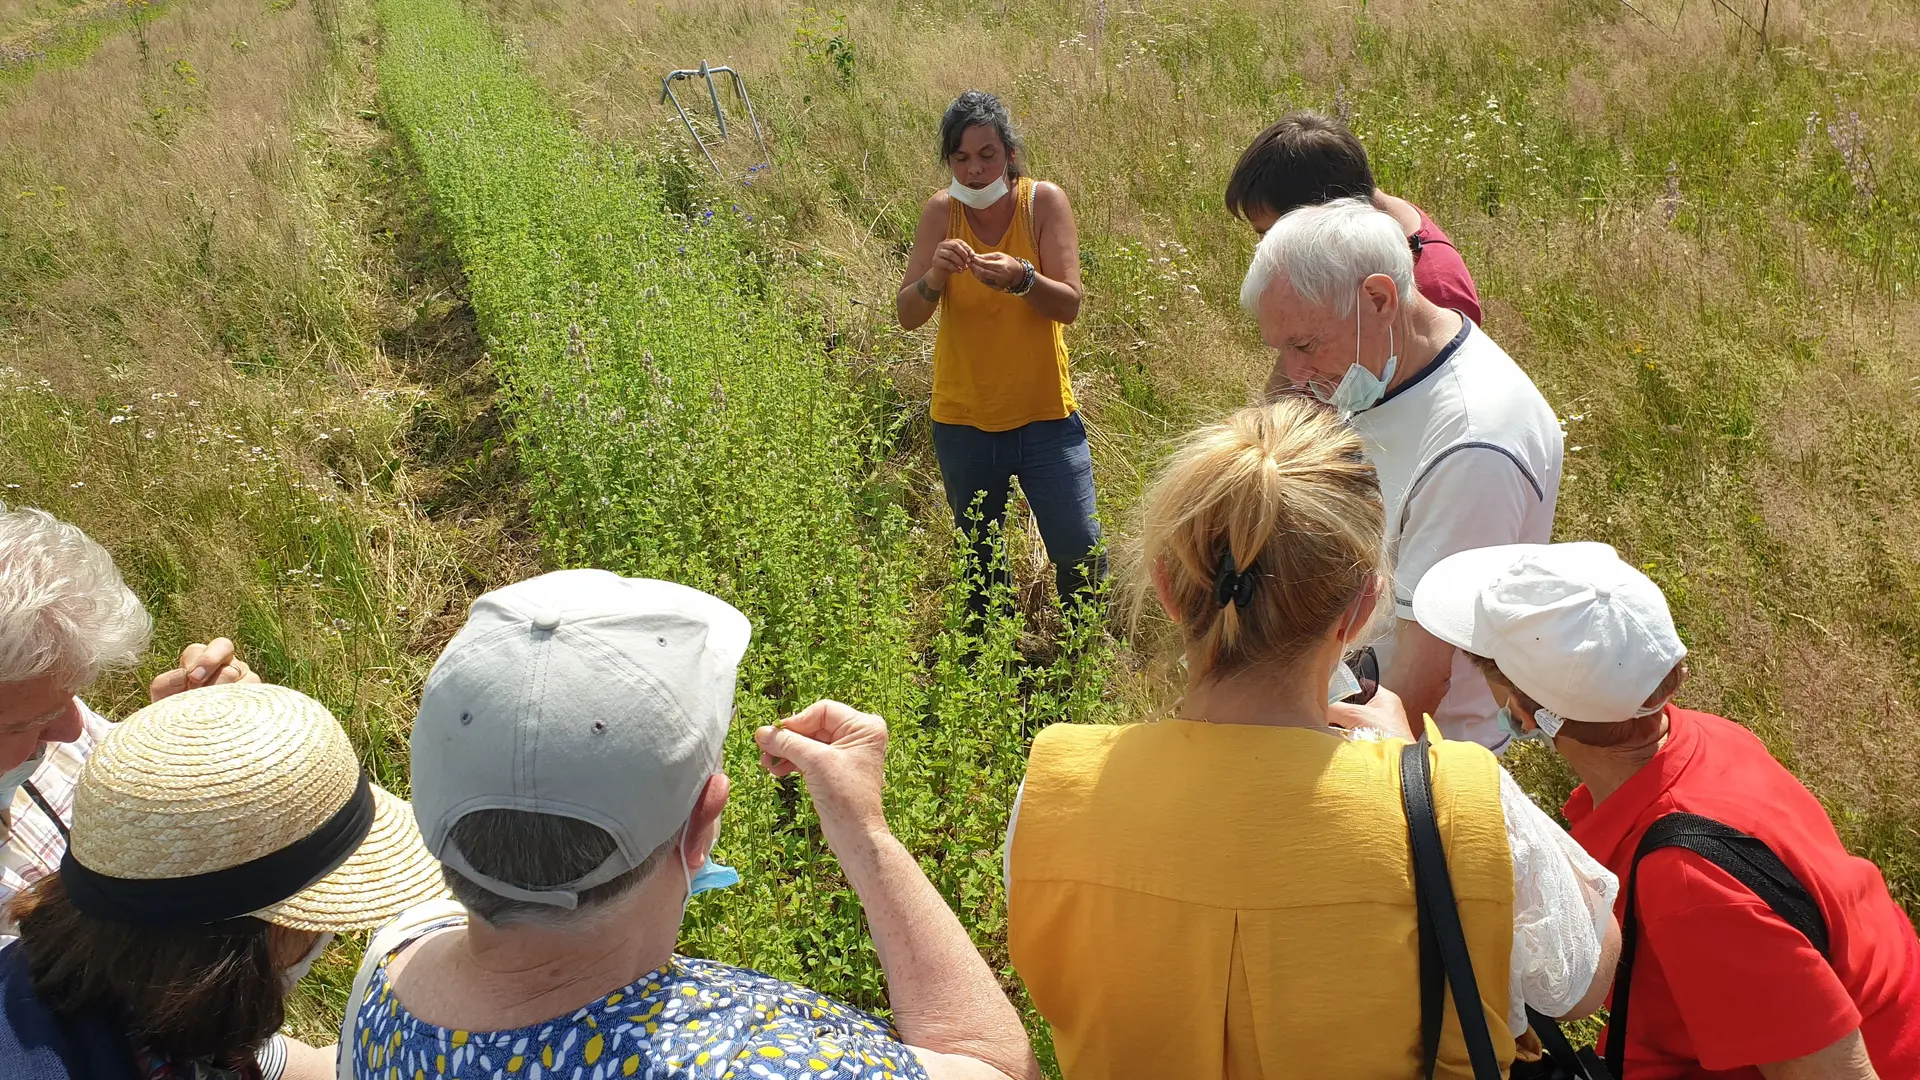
[1009,721,1515,1080]
[930,176,1076,431]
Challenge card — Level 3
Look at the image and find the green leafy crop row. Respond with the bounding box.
[373,0,1110,1035]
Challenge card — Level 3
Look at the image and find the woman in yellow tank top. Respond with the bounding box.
[897,91,1102,614]
[1003,398,1621,1079]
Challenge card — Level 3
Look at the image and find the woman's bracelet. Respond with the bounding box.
[1008,258,1037,297]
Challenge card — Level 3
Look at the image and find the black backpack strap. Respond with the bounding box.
[1401,738,1505,1080]
[1604,812,1829,1077]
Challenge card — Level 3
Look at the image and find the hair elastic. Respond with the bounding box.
[1214,553,1258,610]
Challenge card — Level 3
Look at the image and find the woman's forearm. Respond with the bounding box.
[828,822,1039,1080]
[1021,272,1081,324]
[898,275,941,330]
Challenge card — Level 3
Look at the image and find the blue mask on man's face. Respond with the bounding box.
[689,857,740,897]
[679,831,741,916]
[1495,706,1554,749]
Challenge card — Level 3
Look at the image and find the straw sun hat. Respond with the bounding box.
[61,683,447,933]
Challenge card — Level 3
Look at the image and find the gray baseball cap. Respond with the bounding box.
[411,569,750,908]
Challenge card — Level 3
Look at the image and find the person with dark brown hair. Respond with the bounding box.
[1226,110,1483,324]
[896,90,1102,615]
[0,684,448,1080]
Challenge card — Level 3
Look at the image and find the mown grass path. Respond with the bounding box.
[374,0,1108,1038]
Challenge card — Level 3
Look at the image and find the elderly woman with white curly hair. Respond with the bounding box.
[0,504,256,937]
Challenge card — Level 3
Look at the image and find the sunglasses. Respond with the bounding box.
[1342,645,1380,705]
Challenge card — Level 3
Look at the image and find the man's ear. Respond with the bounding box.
[1360,272,1400,318]
[682,773,731,869]
[1152,554,1183,625]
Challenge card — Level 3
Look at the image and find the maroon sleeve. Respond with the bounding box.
[1407,209,1483,325]
[1636,849,1860,1069]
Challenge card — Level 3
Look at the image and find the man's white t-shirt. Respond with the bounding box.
[1352,317,1564,748]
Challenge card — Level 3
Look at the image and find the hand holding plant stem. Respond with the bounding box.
[968,250,1025,290]
[754,703,1042,1080]
[756,699,888,838]
[924,238,974,292]
[148,637,260,702]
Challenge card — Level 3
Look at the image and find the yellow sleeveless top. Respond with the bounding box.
[1008,721,1515,1080]
[930,176,1076,432]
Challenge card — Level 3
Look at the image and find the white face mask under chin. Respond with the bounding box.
[1311,302,1399,420]
[280,931,334,991]
[1327,657,1362,704]
[947,174,1010,210]
[0,746,47,807]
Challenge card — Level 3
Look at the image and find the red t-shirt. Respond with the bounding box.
[1566,708,1920,1078]
[1408,206,1483,326]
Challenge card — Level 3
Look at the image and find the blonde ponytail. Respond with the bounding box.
[1131,397,1387,683]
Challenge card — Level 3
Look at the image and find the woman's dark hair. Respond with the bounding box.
[1225,111,1376,222]
[13,873,289,1066]
[938,90,1023,179]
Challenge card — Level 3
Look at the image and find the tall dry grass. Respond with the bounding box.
[482,0,1920,909]
[0,0,531,1035]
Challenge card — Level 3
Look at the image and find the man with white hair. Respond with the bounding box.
[1241,198,1563,747]
[0,504,255,935]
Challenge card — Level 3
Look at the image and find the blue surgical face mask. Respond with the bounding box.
[1497,703,1567,751]
[1496,706,1547,748]
[689,856,740,897]
[679,832,740,915]
[1314,303,1398,419]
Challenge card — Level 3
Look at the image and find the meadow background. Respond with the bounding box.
[2,0,1915,1060]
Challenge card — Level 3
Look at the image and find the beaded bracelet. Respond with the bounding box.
[1008,258,1037,296]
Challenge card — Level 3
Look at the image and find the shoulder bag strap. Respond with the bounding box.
[1604,812,1829,1078]
[1418,861,1444,1078]
[1402,738,1505,1080]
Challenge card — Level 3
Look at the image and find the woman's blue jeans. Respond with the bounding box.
[931,413,1104,612]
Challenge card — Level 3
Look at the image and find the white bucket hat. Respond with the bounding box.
[1412,542,1687,725]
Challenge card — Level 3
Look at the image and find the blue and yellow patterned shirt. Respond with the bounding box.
[350,952,930,1080]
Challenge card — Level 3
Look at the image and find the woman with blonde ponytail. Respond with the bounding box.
[1003,397,1621,1079]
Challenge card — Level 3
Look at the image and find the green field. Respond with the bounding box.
[2,0,1915,1057]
